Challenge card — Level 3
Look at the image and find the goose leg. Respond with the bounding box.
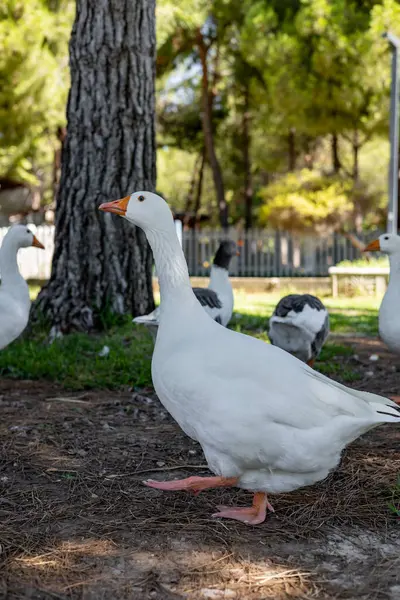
[143,475,238,495]
[212,492,274,525]
[306,358,315,367]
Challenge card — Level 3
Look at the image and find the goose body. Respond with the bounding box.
[364,234,400,353]
[100,193,400,525]
[133,240,236,338]
[268,294,329,366]
[0,225,44,350]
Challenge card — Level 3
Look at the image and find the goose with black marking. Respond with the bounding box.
[268,294,330,367]
[99,192,400,526]
[133,239,237,339]
[0,225,44,350]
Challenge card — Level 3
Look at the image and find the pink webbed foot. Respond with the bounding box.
[143,475,238,495]
[212,492,274,525]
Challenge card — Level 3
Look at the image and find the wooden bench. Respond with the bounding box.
[329,266,390,297]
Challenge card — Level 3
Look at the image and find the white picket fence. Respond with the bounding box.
[182,228,381,277]
[0,224,380,280]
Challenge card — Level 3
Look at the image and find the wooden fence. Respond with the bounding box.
[0,225,381,280]
[183,229,381,277]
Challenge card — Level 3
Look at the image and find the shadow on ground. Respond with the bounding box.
[1,338,400,600]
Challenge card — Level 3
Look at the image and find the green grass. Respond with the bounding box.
[389,476,400,519]
[231,292,380,337]
[0,288,379,390]
[0,316,154,390]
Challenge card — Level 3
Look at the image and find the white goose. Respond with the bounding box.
[268,294,330,366]
[364,234,400,354]
[100,193,400,526]
[133,240,237,339]
[0,225,44,350]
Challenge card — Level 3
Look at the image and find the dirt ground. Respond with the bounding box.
[1,338,400,599]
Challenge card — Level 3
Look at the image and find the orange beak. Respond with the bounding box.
[98,195,130,216]
[363,239,380,252]
[32,235,44,249]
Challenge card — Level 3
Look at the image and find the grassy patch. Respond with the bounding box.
[0,317,154,390]
[389,476,400,519]
[316,343,361,382]
[0,288,378,390]
[231,292,380,337]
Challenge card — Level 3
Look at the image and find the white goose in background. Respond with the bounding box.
[100,193,400,526]
[268,294,330,367]
[363,234,400,354]
[0,225,44,350]
[133,240,237,339]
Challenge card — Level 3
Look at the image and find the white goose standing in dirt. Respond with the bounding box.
[268,294,330,366]
[133,240,237,338]
[99,192,400,526]
[0,225,44,350]
[364,234,400,354]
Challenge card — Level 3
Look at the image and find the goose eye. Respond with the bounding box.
[138,195,145,202]
[384,236,389,240]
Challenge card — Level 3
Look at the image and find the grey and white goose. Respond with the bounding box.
[268,294,330,367]
[133,240,237,339]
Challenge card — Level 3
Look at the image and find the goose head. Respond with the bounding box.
[213,240,239,270]
[3,225,44,250]
[363,233,400,255]
[99,191,174,232]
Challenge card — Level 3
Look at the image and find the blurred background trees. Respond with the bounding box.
[1,0,400,233]
[0,0,72,213]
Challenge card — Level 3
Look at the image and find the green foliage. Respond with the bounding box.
[154,0,397,230]
[0,0,73,187]
[157,147,197,207]
[2,0,399,229]
[258,169,355,231]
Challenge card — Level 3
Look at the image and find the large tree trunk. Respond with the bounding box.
[288,128,296,171]
[331,133,341,174]
[185,152,202,214]
[352,130,360,183]
[352,130,362,234]
[242,84,253,230]
[193,147,206,227]
[197,32,228,229]
[52,126,66,206]
[33,0,156,333]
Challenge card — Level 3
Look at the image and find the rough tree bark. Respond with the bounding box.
[197,32,228,229]
[52,126,66,204]
[33,0,156,332]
